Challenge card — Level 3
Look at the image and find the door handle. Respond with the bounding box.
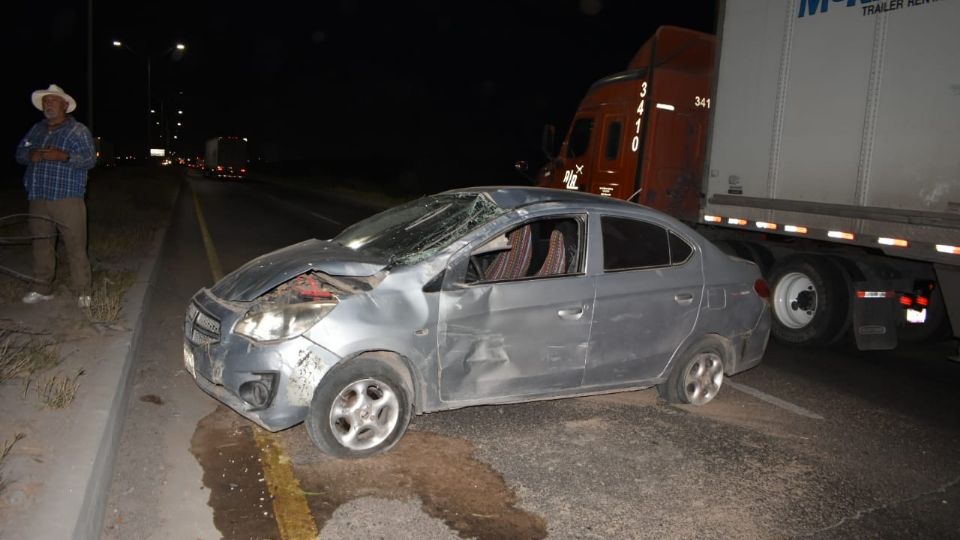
[674,293,694,305]
[557,307,584,321]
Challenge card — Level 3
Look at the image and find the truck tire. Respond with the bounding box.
[769,255,850,346]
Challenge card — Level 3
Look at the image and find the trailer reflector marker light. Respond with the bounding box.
[878,237,908,247]
[828,231,854,240]
[936,244,960,255]
[856,291,892,299]
[728,218,747,226]
[755,221,777,230]
[655,103,675,111]
[784,225,808,234]
[703,215,722,223]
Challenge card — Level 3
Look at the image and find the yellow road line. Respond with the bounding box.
[190,182,319,539]
[254,429,321,539]
[190,183,224,282]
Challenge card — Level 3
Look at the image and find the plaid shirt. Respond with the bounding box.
[15,116,97,201]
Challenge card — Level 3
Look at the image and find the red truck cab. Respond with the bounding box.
[538,26,714,223]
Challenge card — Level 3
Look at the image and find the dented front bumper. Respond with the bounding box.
[183,288,341,431]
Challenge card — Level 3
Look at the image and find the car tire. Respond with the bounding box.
[769,255,849,346]
[657,336,726,406]
[305,356,412,459]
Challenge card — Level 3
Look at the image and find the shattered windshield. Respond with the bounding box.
[334,193,505,265]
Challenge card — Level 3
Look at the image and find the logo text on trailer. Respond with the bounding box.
[799,0,942,18]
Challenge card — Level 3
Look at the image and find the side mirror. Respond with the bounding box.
[541,124,556,160]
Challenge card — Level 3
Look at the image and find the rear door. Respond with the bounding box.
[584,214,703,386]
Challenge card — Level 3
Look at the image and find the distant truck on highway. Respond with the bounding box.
[534,1,959,352]
[204,136,248,179]
[94,137,114,167]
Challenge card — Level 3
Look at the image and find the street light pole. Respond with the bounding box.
[146,57,152,151]
[112,40,185,157]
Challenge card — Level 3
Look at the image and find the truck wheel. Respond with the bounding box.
[305,356,412,459]
[769,255,849,346]
[658,336,726,406]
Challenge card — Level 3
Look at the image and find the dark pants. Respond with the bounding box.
[28,197,91,296]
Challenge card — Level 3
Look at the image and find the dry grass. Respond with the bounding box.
[0,432,25,489]
[84,271,136,323]
[89,226,154,262]
[29,369,84,409]
[0,275,20,303]
[0,329,60,384]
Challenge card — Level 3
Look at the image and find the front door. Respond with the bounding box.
[437,218,593,402]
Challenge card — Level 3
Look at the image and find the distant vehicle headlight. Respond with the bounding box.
[235,299,338,342]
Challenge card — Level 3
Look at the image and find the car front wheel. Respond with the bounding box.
[305,356,412,458]
[658,337,726,406]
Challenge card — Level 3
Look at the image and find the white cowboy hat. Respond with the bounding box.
[31,84,76,113]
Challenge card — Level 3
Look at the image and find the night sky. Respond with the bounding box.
[9,0,716,188]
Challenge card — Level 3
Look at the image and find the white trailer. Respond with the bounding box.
[702,0,959,350]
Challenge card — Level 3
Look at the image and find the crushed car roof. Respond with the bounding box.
[444,186,646,212]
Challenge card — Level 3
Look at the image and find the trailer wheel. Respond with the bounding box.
[769,255,849,346]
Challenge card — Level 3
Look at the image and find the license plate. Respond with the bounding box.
[905,308,927,324]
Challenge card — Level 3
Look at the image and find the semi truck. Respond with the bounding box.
[204,136,248,179]
[535,0,959,351]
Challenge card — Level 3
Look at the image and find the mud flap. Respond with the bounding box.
[852,284,897,350]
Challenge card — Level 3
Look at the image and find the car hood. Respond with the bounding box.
[209,239,386,301]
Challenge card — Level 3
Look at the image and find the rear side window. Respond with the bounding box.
[567,118,594,158]
[601,217,670,270]
[669,231,693,264]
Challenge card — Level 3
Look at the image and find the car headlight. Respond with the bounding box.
[234,299,338,342]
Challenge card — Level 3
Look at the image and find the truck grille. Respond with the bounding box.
[186,302,221,345]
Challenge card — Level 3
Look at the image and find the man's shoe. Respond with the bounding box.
[78,295,92,308]
[22,291,54,304]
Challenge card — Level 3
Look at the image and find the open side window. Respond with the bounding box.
[465,217,584,284]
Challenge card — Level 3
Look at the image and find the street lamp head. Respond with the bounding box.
[176,43,186,51]
[112,40,123,47]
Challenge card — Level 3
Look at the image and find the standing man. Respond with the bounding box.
[15,84,97,307]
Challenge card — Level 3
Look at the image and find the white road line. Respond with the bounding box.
[726,381,825,420]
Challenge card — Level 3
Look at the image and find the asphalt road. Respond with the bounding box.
[103,170,960,539]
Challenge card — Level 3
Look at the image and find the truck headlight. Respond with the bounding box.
[235,299,338,342]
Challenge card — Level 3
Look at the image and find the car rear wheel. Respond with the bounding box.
[658,337,726,406]
[769,255,849,346]
[305,356,412,458]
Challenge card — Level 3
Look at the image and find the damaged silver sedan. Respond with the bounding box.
[184,187,770,458]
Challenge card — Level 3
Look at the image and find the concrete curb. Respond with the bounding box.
[79,211,173,539]
[20,182,180,539]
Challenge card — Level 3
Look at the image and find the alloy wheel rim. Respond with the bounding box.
[329,378,400,451]
[683,352,723,405]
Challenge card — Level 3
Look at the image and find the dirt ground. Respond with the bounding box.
[0,167,179,535]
